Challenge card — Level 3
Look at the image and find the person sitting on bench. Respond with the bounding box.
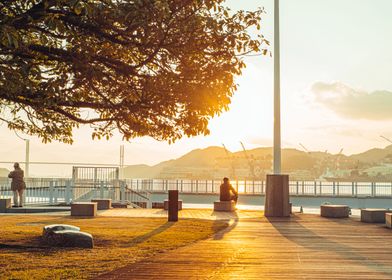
[219,177,238,204]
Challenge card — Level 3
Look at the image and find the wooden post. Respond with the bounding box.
[264,174,290,217]
[168,190,178,222]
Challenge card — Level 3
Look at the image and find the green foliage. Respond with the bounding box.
[0,0,268,144]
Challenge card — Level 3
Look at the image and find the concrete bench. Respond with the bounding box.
[361,209,391,223]
[214,200,236,212]
[0,198,11,212]
[71,202,97,217]
[152,202,164,209]
[320,204,349,218]
[91,199,112,210]
[112,202,128,208]
[164,199,183,211]
[132,201,147,208]
[386,213,392,229]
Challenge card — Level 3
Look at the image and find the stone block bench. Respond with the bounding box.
[71,202,97,217]
[164,199,183,211]
[0,198,11,212]
[91,199,112,210]
[320,204,349,218]
[112,202,129,208]
[152,202,164,209]
[386,213,392,229]
[361,209,391,223]
[42,224,93,248]
[214,201,236,212]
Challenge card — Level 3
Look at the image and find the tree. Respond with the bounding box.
[0,0,268,144]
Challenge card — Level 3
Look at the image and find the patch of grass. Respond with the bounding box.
[0,215,228,280]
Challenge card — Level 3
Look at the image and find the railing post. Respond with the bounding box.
[147,192,152,209]
[261,180,264,194]
[100,181,104,199]
[65,180,72,204]
[205,180,208,193]
[181,180,183,192]
[54,181,58,204]
[337,182,340,196]
[296,181,299,195]
[49,181,54,205]
[244,180,247,194]
[319,181,322,195]
[196,180,199,193]
[352,182,355,197]
[333,182,336,196]
[252,180,255,194]
[121,181,126,204]
[314,181,317,196]
[372,182,376,197]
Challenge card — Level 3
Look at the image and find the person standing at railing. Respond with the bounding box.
[219,177,238,204]
[8,162,26,207]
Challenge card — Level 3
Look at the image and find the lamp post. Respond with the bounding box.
[273,0,281,175]
[25,139,30,178]
[264,0,290,217]
[14,132,30,178]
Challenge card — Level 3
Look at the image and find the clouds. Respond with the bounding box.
[311,82,392,120]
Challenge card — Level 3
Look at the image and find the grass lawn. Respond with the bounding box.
[0,215,229,280]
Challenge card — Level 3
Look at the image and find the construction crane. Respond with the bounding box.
[336,148,344,170]
[380,135,392,144]
[299,143,310,153]
[240,141,256,180]
[222,144,236,179]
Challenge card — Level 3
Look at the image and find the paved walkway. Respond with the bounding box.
[97,214,392,280]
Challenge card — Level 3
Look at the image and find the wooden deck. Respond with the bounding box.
[97,213,392,280]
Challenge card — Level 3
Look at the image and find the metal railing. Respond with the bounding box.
[2,178,392,207]
[0,178,151,207]
[125,179,392,198]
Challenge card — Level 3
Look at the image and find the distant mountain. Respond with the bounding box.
[350,145,392,164]
[170,146,228,168]
[0,168,9,177]
[123,146,226,178]
[122,145,392,180]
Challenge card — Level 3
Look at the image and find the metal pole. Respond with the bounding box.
[25,139,30,178]
[273,0,281,174]
[119,145,124,179]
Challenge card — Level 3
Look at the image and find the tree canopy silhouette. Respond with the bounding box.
[0,0,267,143]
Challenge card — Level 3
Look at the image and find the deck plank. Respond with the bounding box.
[96,213,392,280]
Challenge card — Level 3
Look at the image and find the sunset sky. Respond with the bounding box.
[1,0,392,176]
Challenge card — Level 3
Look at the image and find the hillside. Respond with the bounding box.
[350,145,392,164]
[122,145,392,180]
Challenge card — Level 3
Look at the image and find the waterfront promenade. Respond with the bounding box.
[2,208,392,279]
[96,210,392,280]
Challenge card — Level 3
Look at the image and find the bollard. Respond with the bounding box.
[168,190,178,222]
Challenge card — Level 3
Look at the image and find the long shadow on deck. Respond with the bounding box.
[268,215,392,278]
[211,211,239,240]
[127,222,175,246]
